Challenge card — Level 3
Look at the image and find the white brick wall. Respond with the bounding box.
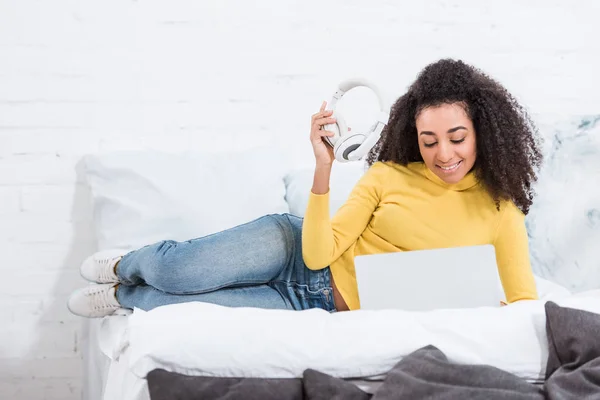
[1,0,598,398]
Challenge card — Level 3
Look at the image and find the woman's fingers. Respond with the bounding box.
[314,116,336,127]
[311,118,336,140]
[312,103,333,122]
[311,130,335,144]
[312,111,333,123]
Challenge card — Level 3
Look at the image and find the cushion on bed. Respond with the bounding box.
[302,369,371,400]
[284,161,367,218]
[83,147,290,251]
[144,345,547,400]
[544,302,600,398]
[371,345,544,400]
[526,116,600,292]
[147,369,303,400]
[545,301,600,373]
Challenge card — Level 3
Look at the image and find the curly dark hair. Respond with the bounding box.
[366,58,543,214]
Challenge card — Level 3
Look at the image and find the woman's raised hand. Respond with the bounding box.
[310,101,336,166]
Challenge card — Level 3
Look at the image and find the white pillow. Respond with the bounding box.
[534,275,571,299]
[84,148,290,251]
[284,161,367,217]
[526,116,600,292]
[120,291,600,382]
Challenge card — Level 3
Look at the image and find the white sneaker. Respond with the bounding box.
[67,283,122,318]
[80,249,124,283]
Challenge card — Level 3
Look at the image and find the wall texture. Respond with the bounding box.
[0,0,598,398]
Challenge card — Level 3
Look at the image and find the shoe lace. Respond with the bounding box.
[85,286,119,311]
[97,256,120,283]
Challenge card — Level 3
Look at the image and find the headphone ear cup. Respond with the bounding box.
[335,133,367,162]
[336,111,348,133]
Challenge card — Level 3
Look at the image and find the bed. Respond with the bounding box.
[82,288,600,400]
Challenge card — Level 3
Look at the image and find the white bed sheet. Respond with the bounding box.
[82,310,150,400]
[102,340,150,400]
[82,319,111,400]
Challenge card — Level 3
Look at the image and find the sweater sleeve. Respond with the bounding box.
[493,201,539,303]
[301,162,384,270]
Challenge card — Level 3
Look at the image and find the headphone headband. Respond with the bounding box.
[329,78,390,115]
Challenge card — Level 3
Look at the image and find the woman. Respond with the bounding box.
[68,58,542,318]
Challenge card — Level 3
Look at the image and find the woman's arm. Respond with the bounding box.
[303,101,383,270]
[302,162,384,270]
[311,163,332,195]
[493,201,539,303]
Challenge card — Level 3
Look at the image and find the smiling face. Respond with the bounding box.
[415,103,477,184]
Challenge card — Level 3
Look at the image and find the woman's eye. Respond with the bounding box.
[423,142,437,148]
[451,138,465,144]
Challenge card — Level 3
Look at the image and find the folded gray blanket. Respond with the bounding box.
[147,301,600,399]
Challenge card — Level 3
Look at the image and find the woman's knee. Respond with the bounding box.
[154,239,179,258]
[267,213,303,252]
[142,240,181,281]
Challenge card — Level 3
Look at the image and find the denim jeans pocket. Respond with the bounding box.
[290,282,335,312]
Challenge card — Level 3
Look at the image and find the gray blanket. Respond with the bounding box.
[147,301,600,399]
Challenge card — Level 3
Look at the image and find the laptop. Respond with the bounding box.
[354,245,504,311]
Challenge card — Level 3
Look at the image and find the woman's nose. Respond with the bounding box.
[436,143,454,163]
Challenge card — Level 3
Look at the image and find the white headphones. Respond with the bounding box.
[322,78,390,163]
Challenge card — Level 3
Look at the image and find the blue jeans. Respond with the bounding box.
[115,213,336,312]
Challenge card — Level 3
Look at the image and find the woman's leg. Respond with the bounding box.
[113,213,336,313]
[117,283,293,311]
[116,214,295,295]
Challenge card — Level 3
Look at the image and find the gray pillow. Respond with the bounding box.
[544,301,600,400]
[302,369,371,400]
[545,301,600,377]
[147,369,302,400]
[372,345,543,400]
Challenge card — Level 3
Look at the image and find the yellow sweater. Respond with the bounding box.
[301,161,538,310]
